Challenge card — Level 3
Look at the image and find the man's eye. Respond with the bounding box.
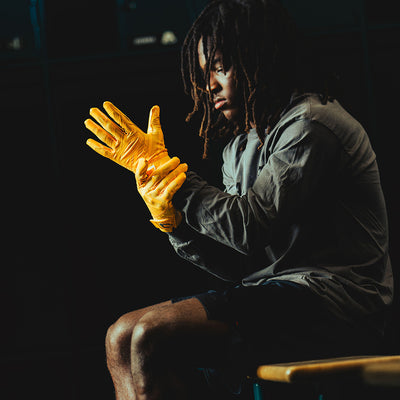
[216,67,225,74]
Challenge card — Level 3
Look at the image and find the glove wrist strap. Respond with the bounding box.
[150,210,182,233]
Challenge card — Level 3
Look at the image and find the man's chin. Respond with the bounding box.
[222,108,240,121]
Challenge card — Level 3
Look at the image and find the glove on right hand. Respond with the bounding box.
[85,102,170,172]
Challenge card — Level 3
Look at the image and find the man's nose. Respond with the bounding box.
[206,72,219,94]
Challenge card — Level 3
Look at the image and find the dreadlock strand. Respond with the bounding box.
[199,102,207,139]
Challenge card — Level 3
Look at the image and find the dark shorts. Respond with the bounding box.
[172,281,386,398]
[172,280,383,374]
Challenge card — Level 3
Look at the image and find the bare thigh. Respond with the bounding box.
[131,297,232,367]
[107,297,232,368]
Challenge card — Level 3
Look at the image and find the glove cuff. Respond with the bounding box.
[150,210,182,233]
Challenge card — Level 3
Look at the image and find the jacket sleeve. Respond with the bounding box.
[168,119,340,277]
[168,220,248,282]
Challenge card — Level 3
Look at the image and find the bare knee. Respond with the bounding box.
[106,301,172,364]
[106,314,135,362]
[129,311,173,397]
[130,311,165,362]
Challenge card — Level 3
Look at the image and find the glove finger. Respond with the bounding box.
[144,157,180,190]
[156,165,187,194]
[153,163,187,195]
[86,138,114,159]
[89,107,124,140]
[160,172,187,202]
[135,158,150,187]
[103,101,142,136]
[147,105,161,135]
[135,157,148,176]
[84,119,117,148]
[152,156,180,179]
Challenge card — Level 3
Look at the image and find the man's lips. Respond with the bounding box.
[214,98,227,110]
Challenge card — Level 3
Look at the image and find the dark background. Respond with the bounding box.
[1,1,399,399]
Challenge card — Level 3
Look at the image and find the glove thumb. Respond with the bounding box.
[147,105,161,134]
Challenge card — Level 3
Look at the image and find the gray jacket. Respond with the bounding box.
[168,93,393,333]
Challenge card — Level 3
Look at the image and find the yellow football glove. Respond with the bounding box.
[135,157,187,233]
[84,102,170,172]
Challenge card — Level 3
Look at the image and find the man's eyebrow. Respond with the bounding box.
[211,57,223,66]
[200,57,222,77]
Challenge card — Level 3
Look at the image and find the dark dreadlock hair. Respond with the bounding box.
[181,0,333,158]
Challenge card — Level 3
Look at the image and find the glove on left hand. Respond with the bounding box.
[135,157,187,232]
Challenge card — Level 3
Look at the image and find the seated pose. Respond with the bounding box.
[84,1,393,399]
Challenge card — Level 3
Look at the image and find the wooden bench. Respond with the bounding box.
[252,355,400,399]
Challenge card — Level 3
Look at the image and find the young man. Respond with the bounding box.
[84,1,393,399]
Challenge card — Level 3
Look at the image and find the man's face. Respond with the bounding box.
[197,38,240,121]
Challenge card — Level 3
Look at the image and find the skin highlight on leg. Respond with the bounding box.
[106,297,231,400]
[105,301,171,400]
